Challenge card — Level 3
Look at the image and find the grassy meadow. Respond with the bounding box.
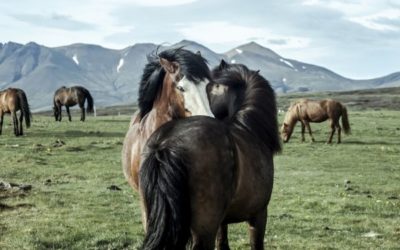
[1,105,400,249]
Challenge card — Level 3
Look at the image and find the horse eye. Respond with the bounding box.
[176,86,185,92]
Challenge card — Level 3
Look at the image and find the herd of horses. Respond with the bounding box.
[1,48,352,249]
[0,85,94,136]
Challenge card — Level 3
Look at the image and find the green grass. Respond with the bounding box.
[0,110,399,249]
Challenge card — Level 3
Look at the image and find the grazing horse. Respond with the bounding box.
[139,60,281,250]
[0,88,31,136]
[122,48,214,190]
[281,99,351,143]
[53,86,94,122]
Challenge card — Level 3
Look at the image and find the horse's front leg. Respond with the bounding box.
[305,122,315,142]
[217,224,230,250]
[248,210,267,250]
[66,106,72,121]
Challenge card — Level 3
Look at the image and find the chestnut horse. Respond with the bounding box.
[139,61,281,250]
[122,48,214,190]
[53,86,94,122]
[0,88,31,136]
[281,99,351,143]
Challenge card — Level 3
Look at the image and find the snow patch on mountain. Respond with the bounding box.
[117,58,124,73]
[72,54,79,65]
[280,58,294,69]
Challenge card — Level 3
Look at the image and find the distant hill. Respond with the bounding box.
[0,40,399,111]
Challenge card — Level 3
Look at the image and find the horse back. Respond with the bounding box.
[54,87,78,106]
[296,100,328,122]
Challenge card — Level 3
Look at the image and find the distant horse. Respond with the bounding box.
[139,61,281,250]
[53,86,94,122]
[122,48,214,190]
[281,99,351,143]
[0,88,31,136]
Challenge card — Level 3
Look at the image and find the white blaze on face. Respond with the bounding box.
[177,76,214,117]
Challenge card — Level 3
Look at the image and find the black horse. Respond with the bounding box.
[53,86,94,122]
[139,60,281,250]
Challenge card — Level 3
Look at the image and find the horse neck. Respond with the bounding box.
[144,75,177,130]
[285,107,299,130]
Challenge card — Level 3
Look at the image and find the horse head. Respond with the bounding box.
[158,49,214,118]
[281,122,292,143]
[138,48,214,120]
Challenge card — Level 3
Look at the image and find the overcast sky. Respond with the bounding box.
[0,0,399,79]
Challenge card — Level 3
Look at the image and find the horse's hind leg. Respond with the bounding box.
[192,233,217,250]
[0,112,3,135]
[80,105,85,121]
[217,224,230,250]
[327,121,336,144]
[337,123,342,144]
[12,111,19,136]
[305,122,315,142]
[19,111,24,135]
[58,106,62,121]
[248,210,267,250]
[66,106,72,121]
[301,122,306,142]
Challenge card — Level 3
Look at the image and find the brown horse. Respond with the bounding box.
[122,48,214,190]
[53,86,94,122]
[0,88,31,136]
[281,99,351,143]
[139,61,280,250]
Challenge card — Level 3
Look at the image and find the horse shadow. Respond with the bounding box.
[345,140,400,146]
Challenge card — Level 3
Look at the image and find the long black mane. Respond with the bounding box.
[211,62,281,153]
[138,48,210,119]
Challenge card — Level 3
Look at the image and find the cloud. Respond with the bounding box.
[177,21,310,50]
[94,0,198,7]
[11,13,96,31]
[348,9,400,31]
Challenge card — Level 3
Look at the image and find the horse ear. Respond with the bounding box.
[218,59,228,70]
[159,57,180,74]
[196,51,202,57]
[255,70,260,74]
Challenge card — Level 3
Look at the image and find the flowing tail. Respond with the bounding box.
[341,105,351,134]
[139,143,190,250]
[83,88,94,113]
[17,90,31,128]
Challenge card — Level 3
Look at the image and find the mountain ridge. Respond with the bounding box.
[0,40,398,111]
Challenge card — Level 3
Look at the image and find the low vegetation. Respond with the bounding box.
[1,103,399,249]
